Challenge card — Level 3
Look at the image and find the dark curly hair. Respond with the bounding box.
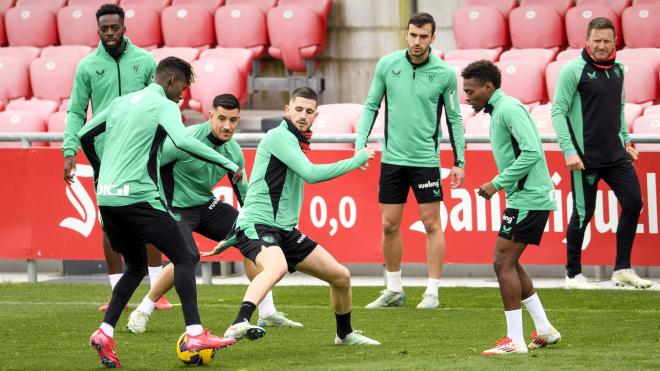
[156,56,196,85]
[461,60,502,89]
[96,4,124,22]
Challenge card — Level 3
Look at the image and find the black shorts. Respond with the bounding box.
[498,208,550,246]
[172,198,238,254]
[379,163,443,204]
[233,224,318,273]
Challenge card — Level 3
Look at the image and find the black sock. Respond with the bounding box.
[335,311,353,339]
[233,301,257,325]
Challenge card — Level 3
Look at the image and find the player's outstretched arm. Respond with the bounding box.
[200,234,238,257]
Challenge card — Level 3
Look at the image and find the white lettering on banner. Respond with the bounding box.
[595,190,618,233]
[309,195,357,236]
[449,189,472,231]
[212,186,239,209]
[648,173,658,234]
[60,165,96,237]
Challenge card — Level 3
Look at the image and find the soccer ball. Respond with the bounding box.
[176,332,217,366]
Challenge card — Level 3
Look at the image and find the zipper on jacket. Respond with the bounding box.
[605,70,610,79]
[116,61,122,96]
[413,66,417,79]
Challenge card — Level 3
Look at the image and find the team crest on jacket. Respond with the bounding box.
[132,64,140,73]
[428,74,435,82]
[392,69,401,77]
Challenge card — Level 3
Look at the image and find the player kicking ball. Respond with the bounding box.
[203,87,380,346]
[461,61,561,355]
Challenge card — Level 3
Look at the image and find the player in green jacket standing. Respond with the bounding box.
[356,13,466,309]
[551,18,651,290]
[462,61,560,355]
[61,4,170,310]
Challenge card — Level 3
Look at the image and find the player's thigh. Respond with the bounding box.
[133,205,197,264]
[295,244,349,284]
[417,200,441,230]
[378,163,410,204]
[254,244,288,273]
[197,201,239,241]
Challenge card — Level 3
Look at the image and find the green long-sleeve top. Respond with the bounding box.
[550,49,629,168]
[486,89,556,211]
[236,120,370,231]
[160,121,247,208]
[63,37,156,158]
[355,49,465,168]
[78,84,239,211]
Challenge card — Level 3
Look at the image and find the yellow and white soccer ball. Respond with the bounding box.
[176,332,217,366]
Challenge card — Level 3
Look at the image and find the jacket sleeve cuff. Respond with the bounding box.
[563,149,577,157]
[63,149,76,157]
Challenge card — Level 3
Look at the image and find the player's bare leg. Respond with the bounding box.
[417,201,444,308]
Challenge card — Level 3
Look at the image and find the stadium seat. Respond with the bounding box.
[500,48,556,69]
[57,6,98,47]
[16,0,67,13]
[617,48,660,72]
[644,105,660,115]
[199,47,253,102]
[453,6,508,50]
[622,4,660,48]
[445,59,471,104]
[5,6,59,47]
[0,16,6,47]
[120,0,172,12]
[509,6,565,50]
[267,4,326,73]
[621,59,656,106]
[531,112,560,150]
[0,46,40,66]
[0,110,47,147]
[40,45,92,64]
[556,48,581,61]
[624,103,643,131]
[633,0,657,5]
[30,57,76,103]
[6,98,59,120]
[565,5,622,49]
[463,0,518,17]
[278,0,333,24]
[632,114,660,151]
[444,49,500,62]
[576,0,630,15]
[519,0,574,16]
[531,103,551,115]
[68,0,120,7]
[0,0,15,14]
[123,5,162,49]
[189,59,243,112]
[47,111,66,147]
[497,60,546,106]
[464,112,491,150]
[161,5,215,48]
[310,103,361,150]
[172,0,224,13]
[215,4,269,58]
[150,46,199,62]
[545,60,568,101]
[0,56,30,104]
[225,0,277,13]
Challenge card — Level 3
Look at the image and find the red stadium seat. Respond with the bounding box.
[225,0,276,13]
[519,0,574,16]
[30,57,76,103]
[633,0,658,5]
[0,46,40,67]
[464,0,518,17]
[500,48,556,69]
[0,110,47,147]
[68,0,120,7]
[47,111,66,147]
[40,45,92,64]
[189,59,243,112]
[624,103,643,131]
[497,60,546,105]
[278,0,332,23]
[267,4,326,73]
[200,47,253,102]
[310,103,361,150]
[0,15,6,47]
[57,6,98,47]
[172,0,224,13]
[150,46,200,62]
[622,4,660,48]
[531,112,560,150]
[0,0,15,14]
[7,98,59,120]
[621,59,656,106]
[215,4,269,58]
[509,6,565,50]
[464,112,491,150]
[644,105,660,115]
[5,6,59,47]
[565,5,622,49]
[617,48,660,72]
[546,60,569,101]
[120,0,172,12]
[531,103,551,115]
[453,6,508,50]
[445,59,471,104]
[632,114,660,151]
[16,0,67,13]
[0,56,30,105]
[576,0,630,15]
[123,5,162,49]
[162,5,215,48]
[556,48,581,61]
[444,48,500,62]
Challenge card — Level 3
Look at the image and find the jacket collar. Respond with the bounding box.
[405,48,432,68]
[204,121,227,147]
[484,89,504,115]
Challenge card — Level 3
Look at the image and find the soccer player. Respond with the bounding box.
[551,18,651,290]
[126,94,302,334]
[203,87,380,346]
[61,3,172,311]
[356,13,465,309]
[461,61,561,354]
[80,57,240,368]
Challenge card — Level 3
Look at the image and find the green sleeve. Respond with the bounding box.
[272,134,369,184]
[159,138,184,166]
[229,147,248,206]
[619,82,630,144]
[78,108,109,179]
[146,56,157,83]
[63,64,91,157]
[551,63,579,157]
[355,58,386,149]
[443,72,466,168]
[157,103,239,173]
[492,107,543,191]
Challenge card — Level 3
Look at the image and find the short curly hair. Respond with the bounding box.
[461,60,502,89]
[96,4,124,22]
[156,56,196,85]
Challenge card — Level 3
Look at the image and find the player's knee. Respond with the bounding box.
[125,263,148,279]
[421,219,440,234]
[332,266,351,289]
[622,195,643,214]
[382,219,401,236]
[492,257,512,275]
[265,261,288,280]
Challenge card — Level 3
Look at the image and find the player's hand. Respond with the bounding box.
[231,169,244,184]
[565,154,585,171]
[477,182,497,200]
[450,166,465,189]
[64,156,77,184]
[625,143,638,162]
[200,240,228,257]
[357,147,375,172]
